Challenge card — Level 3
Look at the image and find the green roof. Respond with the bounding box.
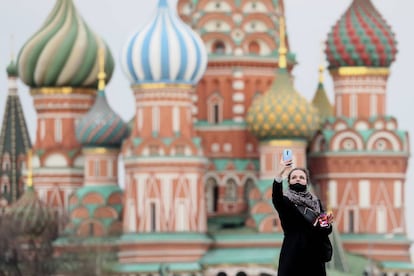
[119,232,212,243]
[380,261,414,271]
[201,247,279,266]
[109,262,201,273]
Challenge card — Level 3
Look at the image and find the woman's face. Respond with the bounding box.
[289,169,307,186]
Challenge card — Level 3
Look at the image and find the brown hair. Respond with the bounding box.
[287,167,310,184]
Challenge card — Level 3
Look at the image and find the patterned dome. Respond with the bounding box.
[325,0,397,69]
[76,90,129,148]
[8,186,52,236]
[17,0,114,88]
[246,69,320,140]
[6,59,18,77]
[76,90,128,147]
[121,0,207,85]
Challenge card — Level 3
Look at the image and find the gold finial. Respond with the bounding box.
[278,15,287,69]
[27,149,33,187]
[319,41,325,84]
[97,48,106,90]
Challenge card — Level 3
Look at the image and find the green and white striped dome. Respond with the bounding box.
[17,0,114,88]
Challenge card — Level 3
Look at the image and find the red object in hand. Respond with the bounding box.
[318,213,329,228]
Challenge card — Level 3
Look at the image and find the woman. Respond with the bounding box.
[272,160,333,276]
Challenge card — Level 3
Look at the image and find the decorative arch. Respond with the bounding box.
[94,206,118,219]
[331,131,364,151]
[137,139,167,157]
[366,131,401,151]
[251,201,273,213]
[168,137,198,156]
[241,0,273,13]
[44,152,68,167]
[108,192,123,205]
[71,207,89,219]
[310,132,328,153]
[82,192,105,205]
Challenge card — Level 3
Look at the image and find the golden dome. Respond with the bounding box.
[246,69,320,140]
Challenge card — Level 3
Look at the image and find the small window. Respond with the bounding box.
[213,104,220,123]
[213,41,225,54]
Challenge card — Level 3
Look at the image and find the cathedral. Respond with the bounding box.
[0,0,413,275]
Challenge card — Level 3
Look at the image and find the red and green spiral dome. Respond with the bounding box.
[325,0,397,69]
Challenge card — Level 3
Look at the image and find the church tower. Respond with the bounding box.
[309,0,411,262]
[64,49,129,238]
[0,57,31,207]
[177,0,298,218]
[16,0,114,219]
[118,0,210,268]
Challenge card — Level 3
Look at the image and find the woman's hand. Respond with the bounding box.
[277,159,293,178]
[326,212,334,224]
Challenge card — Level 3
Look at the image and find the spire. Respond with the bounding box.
[318,42,325,86]
[26,149,33,187]
[278,15,287,69]
[0,59,32,203]
[312,45,333,125]
[97,48,106,91]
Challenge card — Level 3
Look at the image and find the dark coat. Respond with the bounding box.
[272,179,332,276]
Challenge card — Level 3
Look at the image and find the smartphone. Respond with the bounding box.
[282,149,293,162]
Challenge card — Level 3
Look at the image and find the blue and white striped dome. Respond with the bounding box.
[121,0,207,85]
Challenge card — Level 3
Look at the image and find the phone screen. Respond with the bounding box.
[283,149,292,161]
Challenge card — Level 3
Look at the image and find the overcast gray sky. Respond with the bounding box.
[1,0,413,249]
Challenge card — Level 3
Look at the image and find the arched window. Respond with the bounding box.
[225,178,237,201]
[244,178,255,202]
[236,272,247,276]
[206,178,219,213]
[208,93,223,124]
[217,272,227,276]
[248,41,260,54]
[213,41,225,54]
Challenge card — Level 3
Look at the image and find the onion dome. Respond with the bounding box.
[76,91,129,147]
[17,0,114,88]
[246,70,320,140]
[7,186,52,236]
[121,0,207,85]
[76,49,129,148]
[6,59,18,77]
[325,0,397,69]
